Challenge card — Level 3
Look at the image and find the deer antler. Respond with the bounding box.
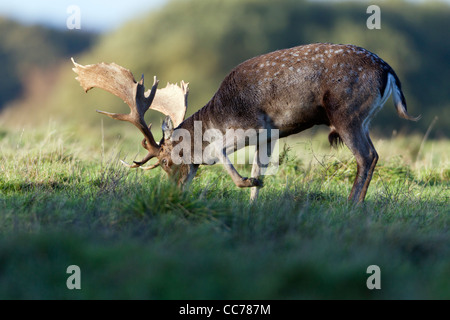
[71,58,190,168]
[72,58,163,166]
[151,81,189,127]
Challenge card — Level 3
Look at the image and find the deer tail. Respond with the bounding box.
[388,72,421,121]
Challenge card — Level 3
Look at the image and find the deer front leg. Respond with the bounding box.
[179,164,199,190]
[217,149,263,188]
[250,150,262,201]
[250,142,275,201]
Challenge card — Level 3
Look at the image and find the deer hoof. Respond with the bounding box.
[240,177,263,188]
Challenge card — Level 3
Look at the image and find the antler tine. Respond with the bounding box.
[122,74,160,153]
[120,159,160,170]
[72,58,161,165]
[95,75,160,152]
[142,76,159,112]
[120,160,140,168]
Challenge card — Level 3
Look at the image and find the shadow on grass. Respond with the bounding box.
[0,180,68,193]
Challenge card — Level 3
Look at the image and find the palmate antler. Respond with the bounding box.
[71,58,189,169]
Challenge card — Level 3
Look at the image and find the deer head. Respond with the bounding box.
[71,58,192,183]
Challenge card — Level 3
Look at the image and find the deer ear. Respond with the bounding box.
[162,116,174,140]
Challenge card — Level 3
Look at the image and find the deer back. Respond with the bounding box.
[185,43,393,138]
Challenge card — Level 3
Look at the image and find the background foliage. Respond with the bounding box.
[0,0,449,138]
[0,17,95,108]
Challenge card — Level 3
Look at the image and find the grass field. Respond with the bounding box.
[0,125,448,299]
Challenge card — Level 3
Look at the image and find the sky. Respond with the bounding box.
[0,0,168,32]
[0,0,448,32]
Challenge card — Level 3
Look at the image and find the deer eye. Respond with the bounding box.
[162,159,168,166]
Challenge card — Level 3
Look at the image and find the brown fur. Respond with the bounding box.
[75,43,419,203]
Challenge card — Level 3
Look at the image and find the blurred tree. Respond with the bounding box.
[0,18,96,108]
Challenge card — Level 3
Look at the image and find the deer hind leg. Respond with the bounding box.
[337,126,379,203]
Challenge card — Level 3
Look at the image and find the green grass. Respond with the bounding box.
[0,127,448,299]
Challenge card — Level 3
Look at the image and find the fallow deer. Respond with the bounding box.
[72,43,419,203]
